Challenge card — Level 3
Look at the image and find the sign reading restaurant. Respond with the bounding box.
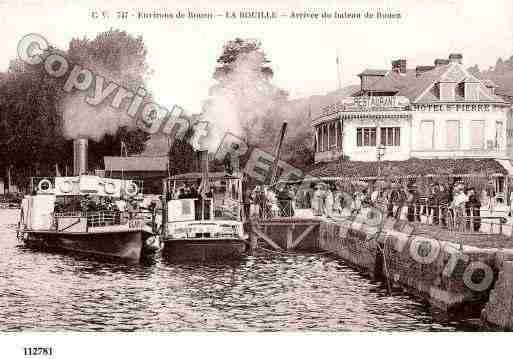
[320,96,410,117]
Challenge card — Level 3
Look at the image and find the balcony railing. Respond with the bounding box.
[252,198,511,235]
[410,148,508,159]
[54,210,151,232]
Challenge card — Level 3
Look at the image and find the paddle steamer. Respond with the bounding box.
[16,139,159,261]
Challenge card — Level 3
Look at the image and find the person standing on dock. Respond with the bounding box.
[333,182,345,215]
[325,184,334,217]
[438,184,450,227]
[389,183,402,219]
[451,185,468,231]
[466,188,481,232]
[243,185,252,221]
[303,182,315,210]
[312,183,324,216]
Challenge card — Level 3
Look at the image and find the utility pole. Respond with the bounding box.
[336,51,342,90]
[377,145,385,179]
[7,165,12,194]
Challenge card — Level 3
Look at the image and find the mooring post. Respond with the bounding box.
[248,220,257,254]
[286,224,294,250]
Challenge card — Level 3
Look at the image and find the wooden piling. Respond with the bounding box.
[248,219,257,254]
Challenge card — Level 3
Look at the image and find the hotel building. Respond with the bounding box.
[312,54,512,165]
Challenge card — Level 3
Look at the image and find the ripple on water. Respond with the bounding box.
[0,209,474,331]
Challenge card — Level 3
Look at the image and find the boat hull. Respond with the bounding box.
[23,230,152,262]
[162,239,246,261]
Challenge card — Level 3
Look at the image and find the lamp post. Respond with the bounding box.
[377,144,386,179]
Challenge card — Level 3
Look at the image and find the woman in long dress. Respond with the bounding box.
[451,185,468,231]
[324,184,334,217]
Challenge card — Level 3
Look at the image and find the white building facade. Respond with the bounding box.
[313,54,512,164]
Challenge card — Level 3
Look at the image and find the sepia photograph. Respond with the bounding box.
[1,0,513,357]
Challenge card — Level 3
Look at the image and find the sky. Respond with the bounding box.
[0,0,512,115]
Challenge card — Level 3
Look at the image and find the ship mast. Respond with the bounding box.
[267,122,288,186]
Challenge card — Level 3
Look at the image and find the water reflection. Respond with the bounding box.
[0,209,476,331]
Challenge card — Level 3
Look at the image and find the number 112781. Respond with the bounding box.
[24,347,53,356]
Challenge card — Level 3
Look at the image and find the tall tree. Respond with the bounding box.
[66,29,152,170]
[0,29,152,188]
[0,58,69,187]
[214,38,274,80]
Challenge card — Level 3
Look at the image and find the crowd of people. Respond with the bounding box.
[167,181,221,201]
[248,178,505,232]
[248,185,297,219]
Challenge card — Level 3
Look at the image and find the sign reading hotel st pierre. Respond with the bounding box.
[411,103,502,112]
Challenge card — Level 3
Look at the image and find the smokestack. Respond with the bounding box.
[199,150,209,175]
[199,150,210,198]
[73,138,88,176]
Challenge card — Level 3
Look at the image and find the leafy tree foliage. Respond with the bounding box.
[168,127,196,176]
[204,37,315,174]
[214,38,274,80]
[0,29,151,188]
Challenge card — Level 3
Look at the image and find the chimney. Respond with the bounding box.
[434,59,450,67]
[415,65,435,77]
[448,53,463,64]
[73,138,88,176]
[199,150,209,175]
[392,59,407,74]
[194,150,212,173]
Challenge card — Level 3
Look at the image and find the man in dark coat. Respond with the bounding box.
[466,187,481,232]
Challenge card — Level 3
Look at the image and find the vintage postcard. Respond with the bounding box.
[1,0,512,358]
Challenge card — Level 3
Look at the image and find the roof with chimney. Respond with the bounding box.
[104,156,168,172]
[358,69,389,76]
[360,57,506,103]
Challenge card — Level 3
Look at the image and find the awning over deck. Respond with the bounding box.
[312,110,411,125]
[308,158,509,180]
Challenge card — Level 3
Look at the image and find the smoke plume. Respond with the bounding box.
[201,50,288,152]
[61,91,136,142]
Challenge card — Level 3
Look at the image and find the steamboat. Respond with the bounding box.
[16,139,159,262]
[161,151,247,260]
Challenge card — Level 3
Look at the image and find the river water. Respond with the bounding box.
[0,209,476,331]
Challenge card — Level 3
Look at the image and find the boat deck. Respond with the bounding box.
[24,227,151,235]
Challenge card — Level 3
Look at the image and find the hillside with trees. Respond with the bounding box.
[468,55,513,98]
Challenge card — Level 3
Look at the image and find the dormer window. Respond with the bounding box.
[456,82,465,99]
[464,82,479,100]
[439,82,455,101]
